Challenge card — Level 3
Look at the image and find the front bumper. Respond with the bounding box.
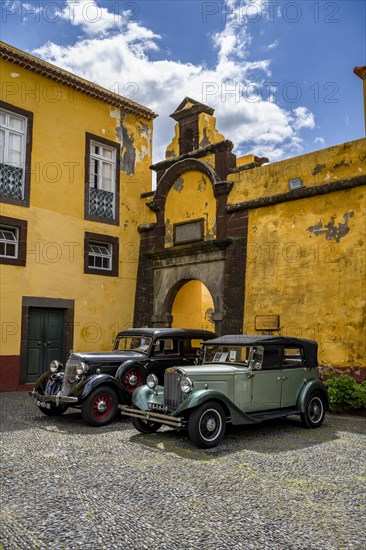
[29,389,79,405]
[121,405,185,428]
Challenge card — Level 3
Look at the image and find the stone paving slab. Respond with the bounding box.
[0,392,365,550]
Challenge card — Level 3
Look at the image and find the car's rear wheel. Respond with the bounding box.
[188,401,226,448]
[81,386,118,427]
[131,417,162,434]
[300,391,326,429]
[37,403,67,416]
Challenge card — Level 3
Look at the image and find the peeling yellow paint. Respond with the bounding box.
[198,113,224,147]
[244,186,366,367]
[165,123,180,159]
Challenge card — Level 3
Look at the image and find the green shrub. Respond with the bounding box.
[324,374,366,413]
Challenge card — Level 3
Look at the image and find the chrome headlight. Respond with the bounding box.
[76,362,88,375]
[180,377,193,394]
[50,360,63,373]
[146,374,158,389]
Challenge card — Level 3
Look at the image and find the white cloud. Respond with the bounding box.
[314,137,325,146]
[32,0,316,166]
[267,40,279,50]
[292,107,315,131]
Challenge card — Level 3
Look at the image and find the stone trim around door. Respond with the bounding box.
[19,297,74,385]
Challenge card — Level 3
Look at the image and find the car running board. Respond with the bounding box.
[248,408,300,422]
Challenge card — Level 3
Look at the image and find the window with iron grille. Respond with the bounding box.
[85,134,120,225]
[0,108,27,202]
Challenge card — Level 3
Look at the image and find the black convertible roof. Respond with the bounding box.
[203,335,318,368]
[116,328,216,339]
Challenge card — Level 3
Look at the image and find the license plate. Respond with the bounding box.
[148,402,168,413]
[36,400,51,410]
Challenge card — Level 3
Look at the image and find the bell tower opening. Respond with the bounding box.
[171,280,215,331]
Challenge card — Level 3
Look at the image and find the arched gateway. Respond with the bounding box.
[133,98,266,335]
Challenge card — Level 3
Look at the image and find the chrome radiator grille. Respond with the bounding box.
[61,359,80,396]
[164,370,184,412]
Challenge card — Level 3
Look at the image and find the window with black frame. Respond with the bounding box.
[0,103,33,206]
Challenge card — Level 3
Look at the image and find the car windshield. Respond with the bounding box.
[114,336,152,354]
[203,345,254,366]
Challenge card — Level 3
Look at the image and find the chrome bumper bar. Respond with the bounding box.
[29,389,79,404]
[121,405,184,428]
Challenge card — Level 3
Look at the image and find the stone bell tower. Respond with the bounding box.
[166,97,226,158]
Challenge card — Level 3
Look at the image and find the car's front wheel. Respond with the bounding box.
[188,401,226,448]
[131,417,162,434]
[300,391,326,429]
[81,386,118,427]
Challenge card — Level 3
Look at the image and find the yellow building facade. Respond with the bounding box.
[0,42,155,390]
[1,43,365,390]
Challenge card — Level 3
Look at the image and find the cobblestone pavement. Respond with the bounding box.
[0,392,365,550]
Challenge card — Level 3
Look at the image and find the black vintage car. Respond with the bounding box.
[29,328,216,426]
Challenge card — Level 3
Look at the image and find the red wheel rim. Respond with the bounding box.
[91,392,113,420]
[124,368,143,393]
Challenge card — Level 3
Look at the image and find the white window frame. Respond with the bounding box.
[0,108,27,199]
[88,241,113,271]
[90,140,116,192]
[0,225,19,259]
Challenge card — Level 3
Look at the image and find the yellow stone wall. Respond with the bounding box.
[228,139,365,204]
[198,113,224,148]
[164,170,216,246]
[0,58,153,358]
[240,144,366,368]
[165,123,180,159]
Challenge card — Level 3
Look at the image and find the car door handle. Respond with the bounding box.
[282,376,288,380]
[276,377,282,381]
[37,341,42,346]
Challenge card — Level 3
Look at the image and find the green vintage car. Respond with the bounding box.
[121,335,328,448]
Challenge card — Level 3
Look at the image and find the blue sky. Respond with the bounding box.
[1,0,365,164]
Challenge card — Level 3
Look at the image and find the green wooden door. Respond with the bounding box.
[26,308,64,382]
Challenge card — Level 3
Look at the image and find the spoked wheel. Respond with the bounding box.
[300,391,326,429]
[131,417,162,434]
[123,368,144,394]
[188,401,226,448]
[82,385,118,427]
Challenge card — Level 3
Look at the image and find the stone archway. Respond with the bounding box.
[149,242,227,335]
[134,144,248,337]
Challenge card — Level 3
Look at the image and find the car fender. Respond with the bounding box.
[296,379,329,412]
[132,385,164,410]
[33,371,52,392]
[175,389,260,425]
[76,374,127,403]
